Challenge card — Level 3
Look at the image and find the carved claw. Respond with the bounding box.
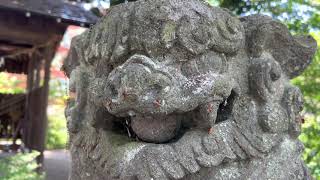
[199,101,220,129]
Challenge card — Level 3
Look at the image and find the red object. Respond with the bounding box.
[51,68,67,79]
[208,127,214,134]
[153,99,161,108]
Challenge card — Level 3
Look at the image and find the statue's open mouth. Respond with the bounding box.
[108,88,237,144]
[102,54,237,144]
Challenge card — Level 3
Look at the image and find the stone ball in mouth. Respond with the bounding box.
[131,114,182,143]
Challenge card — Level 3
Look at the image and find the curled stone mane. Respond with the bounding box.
[64,0,317,180]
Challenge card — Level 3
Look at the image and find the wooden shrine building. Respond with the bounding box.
[0,0,97,162]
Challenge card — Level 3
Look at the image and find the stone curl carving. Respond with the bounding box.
[63,0,317,180]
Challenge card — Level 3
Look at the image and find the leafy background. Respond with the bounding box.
[0,151,44,180]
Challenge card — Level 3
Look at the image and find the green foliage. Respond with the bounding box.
[49,79,68,105]
[0,73,25,94]
[0,151,44,180]
[46,105,68,150]
[207,0,220,6]
[46,78,68,150]
[300,116,320,178]
[215,0,319,34]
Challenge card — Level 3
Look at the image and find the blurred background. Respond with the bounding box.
[0,0,318,179]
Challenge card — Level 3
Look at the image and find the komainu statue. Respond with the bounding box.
[63,0,317,179]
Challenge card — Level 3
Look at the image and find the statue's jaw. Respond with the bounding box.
[92,119,280,180]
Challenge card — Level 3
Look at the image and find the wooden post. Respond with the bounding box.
[22,53,35,149]
[21,38,60,166]
[34,40,59,165]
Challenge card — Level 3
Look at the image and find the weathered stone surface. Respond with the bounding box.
[63,0,317,179]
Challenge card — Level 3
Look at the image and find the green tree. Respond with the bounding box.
[0,151,44,180]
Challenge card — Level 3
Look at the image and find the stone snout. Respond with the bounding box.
[103,55,234,143]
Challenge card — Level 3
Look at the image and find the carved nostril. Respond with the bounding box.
[270,71,281,81]
[270,61,281,81]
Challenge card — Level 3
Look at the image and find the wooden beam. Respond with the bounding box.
[0,10,67,45]
[0,43,31,56]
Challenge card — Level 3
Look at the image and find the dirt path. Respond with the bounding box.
[44,150,70,180]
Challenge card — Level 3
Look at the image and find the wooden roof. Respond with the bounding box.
[0,0,98,27]
[0,0,99,74]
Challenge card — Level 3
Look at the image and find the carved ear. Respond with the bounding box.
[241,15,317,79]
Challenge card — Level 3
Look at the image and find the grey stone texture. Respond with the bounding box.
[63,0,317,179]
